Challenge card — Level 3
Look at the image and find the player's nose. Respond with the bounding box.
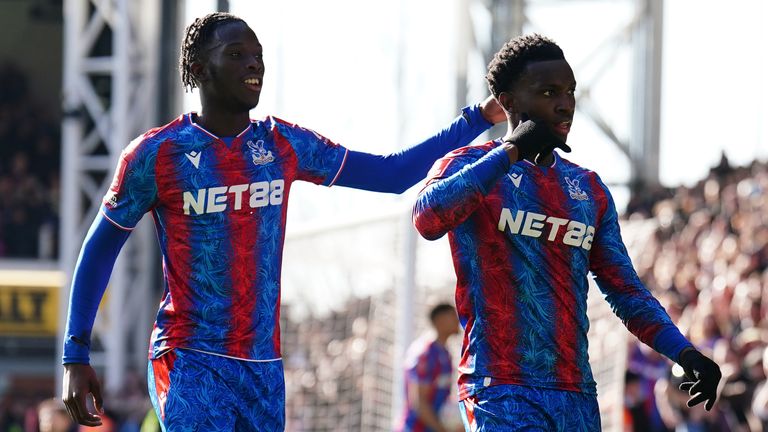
[245,55,263,73]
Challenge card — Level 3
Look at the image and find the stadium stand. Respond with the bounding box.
[0,62,60,259]
[1,58,766,431]
[624,158,768,432]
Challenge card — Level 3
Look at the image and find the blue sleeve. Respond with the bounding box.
[413,146,510,240]
[333,104,493,193]
[62,212,130,364]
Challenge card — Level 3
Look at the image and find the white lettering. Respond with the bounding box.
[545,216,569,241]
[521,212,546,238]
[207,186,228,213]
[563,221,587,247]
[181,179,286,215]
[497,208,595,250]
[183,189,206,215]
[497,208,525,234]
[228,184,249,210]
[581,226,595,250]
[249,181,270,208]
[270,179,285,206]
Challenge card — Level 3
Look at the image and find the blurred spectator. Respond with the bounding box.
[625,157,768,431]
[37,398,75,432]
[397,303,461,432]
[0,61,60,259]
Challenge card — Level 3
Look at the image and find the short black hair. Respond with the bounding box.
[180,12,246,91]
[430,303,456,323]
[485,34,565,98]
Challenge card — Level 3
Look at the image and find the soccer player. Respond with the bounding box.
[412,34,722,431]
[60,12,505,431]
[398,303,461,432]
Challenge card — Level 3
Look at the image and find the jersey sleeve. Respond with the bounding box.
[272,119,348,186]
[588,174,693,361]
[413,145,510,240]
[101,137,159,230]
[332,104,493,194]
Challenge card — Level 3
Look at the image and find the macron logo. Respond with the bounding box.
[185,151,201,169]
[507,173,522,188]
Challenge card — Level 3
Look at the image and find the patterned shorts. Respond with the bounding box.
[459,384,601,431]
[147,348,285,431]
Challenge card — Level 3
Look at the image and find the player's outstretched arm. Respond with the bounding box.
[678,348,722,411]
[332,97,502,194]
[62,212,130,426]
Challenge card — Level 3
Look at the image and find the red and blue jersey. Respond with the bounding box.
[102,113,347,360]
[399,337,453,432]
[413,140,692,400]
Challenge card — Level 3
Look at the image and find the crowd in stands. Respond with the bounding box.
[624,157,768,431]
[0,62,60,259]
[2,57,768,430]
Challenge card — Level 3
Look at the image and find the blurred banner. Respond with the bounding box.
[0,270,62,337]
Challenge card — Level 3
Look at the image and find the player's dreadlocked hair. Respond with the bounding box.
[180,12,246,92]
[486,34,565,98]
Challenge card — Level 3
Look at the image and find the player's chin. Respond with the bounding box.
[238,96,260,111]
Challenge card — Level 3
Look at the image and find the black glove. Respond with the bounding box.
[678,348,722,411]
[504,115,572,162]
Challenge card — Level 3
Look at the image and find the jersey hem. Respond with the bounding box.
[458,378,597,401]
[151,346,282,363]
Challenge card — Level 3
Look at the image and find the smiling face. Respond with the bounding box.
[193,20,265,113]
[502,59,576,142]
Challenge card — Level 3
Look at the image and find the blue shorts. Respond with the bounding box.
[458,384,601,431]
[147,348,285,431]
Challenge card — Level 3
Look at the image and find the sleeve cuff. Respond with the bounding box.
[462,104,493,129]
[63,335,91,365]
[653,327,694,362]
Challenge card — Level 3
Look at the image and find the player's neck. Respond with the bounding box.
[436,333,450,346]
[195,110,251,138]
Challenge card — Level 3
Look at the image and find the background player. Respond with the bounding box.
[398,303,462,432]
[60,12,505,431]
[412,34,721,431]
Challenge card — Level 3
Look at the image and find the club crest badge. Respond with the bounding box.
[565,177,589,201]
[247,140,275,166]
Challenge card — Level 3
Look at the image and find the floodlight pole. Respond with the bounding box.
[59,0,161,396]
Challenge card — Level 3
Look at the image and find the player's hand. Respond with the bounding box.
[678,348,722,411]
[479,95,506,124]
[62,363,104,426]
[503,115,571,163]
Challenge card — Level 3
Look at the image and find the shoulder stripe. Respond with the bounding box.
[327,148,349,187]
[100,208,135,231]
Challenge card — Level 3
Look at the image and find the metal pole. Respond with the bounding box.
[630,0,662,190]
[57,0,87,398]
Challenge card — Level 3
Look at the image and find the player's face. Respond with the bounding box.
[435,311,461,336]
[508,59,576,141]
[200,21,264,111]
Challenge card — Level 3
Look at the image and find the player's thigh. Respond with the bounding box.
[458,385,600,432]
[147,349,238,431]
[230,360,286,432]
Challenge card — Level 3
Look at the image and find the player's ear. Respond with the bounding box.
[497,91,517,116]
[190,61,210,84]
